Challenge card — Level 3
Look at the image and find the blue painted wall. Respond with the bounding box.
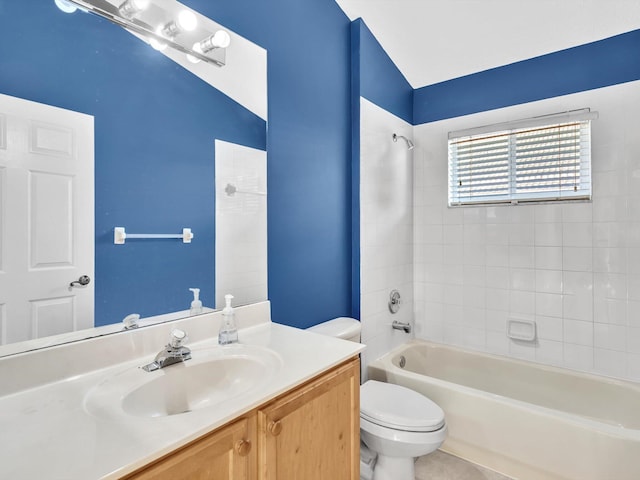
[2,0,361,331]
[352,19,413,124]
[414,29,640,124]
[349,18,413,319]
[0,1,266,326]
[7,2,638,333]
[350,20,362,321]
[185,0,355,328]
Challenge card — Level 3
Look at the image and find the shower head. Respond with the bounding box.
[392,133,415,150]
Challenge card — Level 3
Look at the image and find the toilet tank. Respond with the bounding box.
[307,317,361,343]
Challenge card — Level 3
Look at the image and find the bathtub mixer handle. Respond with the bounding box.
[389,289,401,314]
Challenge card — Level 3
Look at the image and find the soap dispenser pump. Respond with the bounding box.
[189,288,203,316]
[218,294,238,345]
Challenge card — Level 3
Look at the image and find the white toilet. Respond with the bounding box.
[307,317,447,480]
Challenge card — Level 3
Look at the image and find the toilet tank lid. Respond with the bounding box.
[307,317,361,339]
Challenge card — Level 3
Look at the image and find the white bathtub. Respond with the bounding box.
[367,340,640,480]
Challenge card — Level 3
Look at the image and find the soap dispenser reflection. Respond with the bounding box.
[189,288,203,316]
[218,294,238,345]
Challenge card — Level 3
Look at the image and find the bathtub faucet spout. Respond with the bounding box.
[392,320,411,334]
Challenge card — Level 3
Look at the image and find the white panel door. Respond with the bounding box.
[0,94,94,344]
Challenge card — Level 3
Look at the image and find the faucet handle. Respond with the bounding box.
[169,328,187,348]
[122,313,140,330]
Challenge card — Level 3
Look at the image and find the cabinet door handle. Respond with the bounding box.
[267,420,282,436]
[235,439,251,457]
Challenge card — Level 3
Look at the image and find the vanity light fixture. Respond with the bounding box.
[118,0,150,18]
[161,10,198,37]
[53,0,229,67]
[55,0,78,13]
[155,9,197,53]
[187,30,231,64]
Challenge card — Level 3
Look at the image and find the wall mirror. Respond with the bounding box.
[0,1,267,356]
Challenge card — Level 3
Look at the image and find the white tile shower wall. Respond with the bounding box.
[215,140,268,309]
[360,98,414,378]
[413,80,640,383]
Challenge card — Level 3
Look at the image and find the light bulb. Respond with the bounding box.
[54,0,77,13]
[118,0,150,17]
[177,10,197,32]
[149,37,167,51]
[186,43,203,64]
[161,10,197,37]
[150,27,167,51]
[211,30,231,49]
[197,30,231,54]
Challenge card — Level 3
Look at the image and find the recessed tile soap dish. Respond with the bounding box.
[507,318,536,342]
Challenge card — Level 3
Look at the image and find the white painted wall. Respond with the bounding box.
[359,98,414,378]
[215,140,267,309]
[413,80,640,382]
[335,0,640,88]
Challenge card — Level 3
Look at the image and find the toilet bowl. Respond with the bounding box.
[307,317,447,480]
[360,380,447,480]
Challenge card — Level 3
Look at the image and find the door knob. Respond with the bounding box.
[69,275,91,287]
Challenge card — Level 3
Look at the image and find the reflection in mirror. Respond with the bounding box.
[0,1,266,356]
[215,140,267,308]
[59,0,229,67]
[0,94,95,349]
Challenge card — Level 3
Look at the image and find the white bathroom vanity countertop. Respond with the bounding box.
[0,302,364,479]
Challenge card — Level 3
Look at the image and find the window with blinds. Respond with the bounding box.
[448,115,592,206]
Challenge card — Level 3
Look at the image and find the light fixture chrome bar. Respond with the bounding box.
[62,0,226,67]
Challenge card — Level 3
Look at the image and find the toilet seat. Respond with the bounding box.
[360,380,445,432]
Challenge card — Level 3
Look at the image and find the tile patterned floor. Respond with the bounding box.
[415,450,514,480]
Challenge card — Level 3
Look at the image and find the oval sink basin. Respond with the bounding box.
[84,344,282,419]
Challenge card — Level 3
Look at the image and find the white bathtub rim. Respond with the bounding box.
[397,339,640,390]
[370,339,640,441]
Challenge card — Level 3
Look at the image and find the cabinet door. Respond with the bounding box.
[258,358,360,480]
[126,416,256,480]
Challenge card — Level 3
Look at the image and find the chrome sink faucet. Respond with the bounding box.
[142,329,192,372]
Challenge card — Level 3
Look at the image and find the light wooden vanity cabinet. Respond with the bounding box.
[257,357,360,480]
[125,357,359,480]
[124,416,257,480]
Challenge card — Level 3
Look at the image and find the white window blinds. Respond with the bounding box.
[448,111,595,206]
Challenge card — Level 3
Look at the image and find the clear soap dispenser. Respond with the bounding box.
[189,288,203,316]
[218,294,238,345]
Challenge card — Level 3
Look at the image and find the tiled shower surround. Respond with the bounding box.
[359,98,414,377]
[412,80,640,382]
